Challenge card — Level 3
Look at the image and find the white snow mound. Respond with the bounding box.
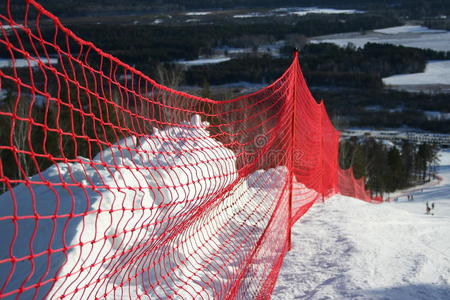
[0,115,289,299]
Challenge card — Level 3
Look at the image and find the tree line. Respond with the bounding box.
[16,12,398,77]
[339,137,440,196]
[320,88,450,134]
[185,43,450,88]
[7,0,449,18]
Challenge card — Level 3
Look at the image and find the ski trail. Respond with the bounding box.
[273,195,450,299]
[274,150,450,300]
[272,201,362,299]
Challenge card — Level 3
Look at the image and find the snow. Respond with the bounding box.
[233,7,362,19]
[274,149,450,299]
[383,60,450,86]
[424,111,450,121]
[311,26,450,52]
[214,46,250,55]
[374,25,446,35]
[184,12,211,16]
[175,56,231,67]
[233,13,268,19]
[185,18,200,23]
[1,24,21,31]
[0,115,289,299]
[0,89,7,100]
[0,57,58,68]
[287,8,363,16]
[2,108,449,299]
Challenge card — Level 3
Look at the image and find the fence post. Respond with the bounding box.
[320,104,324,202]
[287,51,299,251]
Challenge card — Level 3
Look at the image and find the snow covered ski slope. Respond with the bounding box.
[274,150,450,299]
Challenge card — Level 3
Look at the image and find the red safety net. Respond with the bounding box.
[337,168,383,203]
[0,1,381,299]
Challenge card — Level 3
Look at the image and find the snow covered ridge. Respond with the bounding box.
[0,115,290,299]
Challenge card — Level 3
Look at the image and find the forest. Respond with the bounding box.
[185,43,450,87]
[5,0,450,18]
[339,138,440,196]
[50,13,400,77]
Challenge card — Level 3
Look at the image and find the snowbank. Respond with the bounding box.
[0,115,289,299]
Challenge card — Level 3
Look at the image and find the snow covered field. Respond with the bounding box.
[274,149,450,299]
[424,111,450,121]
[311,26,450,92]
[184,12,211,16]
[175,56,231,67]
[0,58,58,68]
[374,25,446,35]
[233,7,362,19]
[383,61,450,86]
[311,25,450,52]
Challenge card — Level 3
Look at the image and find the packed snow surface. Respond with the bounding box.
[274,149,450,299]
[383,60,450,86]
[311,25,450,52]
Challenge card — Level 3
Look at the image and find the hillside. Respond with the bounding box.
[274,150,450,299]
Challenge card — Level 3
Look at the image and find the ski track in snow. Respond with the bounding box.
[274,150,450,300]
[273,200,358,299]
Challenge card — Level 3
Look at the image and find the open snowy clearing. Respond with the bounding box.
[423,111,450,121]
[374,25,446,35]
[184,12,212,16]
[383,61,450,86]
[311,25,450,52]
[0,58,59,68]
[286,8,362,17]
[274,150,450,299]
[175,56,231,67]
[233,7,362,19]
